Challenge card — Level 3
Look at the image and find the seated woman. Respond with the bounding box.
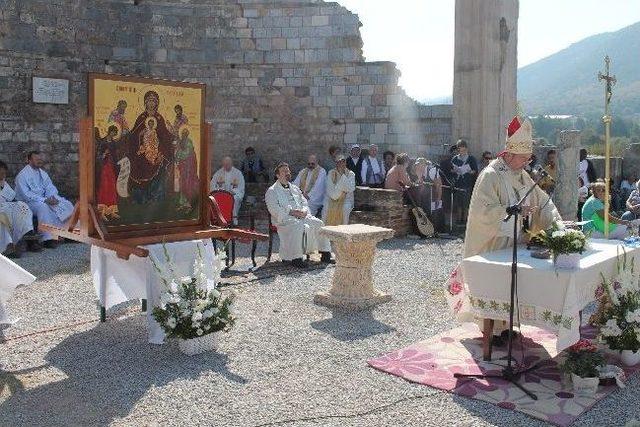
[582,180,630,240]
[621,179,640,222]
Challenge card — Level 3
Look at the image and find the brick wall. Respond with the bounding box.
[0,0,452,197]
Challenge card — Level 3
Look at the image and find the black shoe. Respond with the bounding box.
[491,335,505,347]
[320,251,334,264]
[42,240,59,249]
[2,245,21,259]
[291,258,307,268]
[500,330,518,341]
[27,240,43,252]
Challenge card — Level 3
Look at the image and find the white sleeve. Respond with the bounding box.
[360,162,368,183]
[293,171,302,188]
[43,172,59,198]
[338,172,356,193]
[265,188,289,224]
[235,169,245,200]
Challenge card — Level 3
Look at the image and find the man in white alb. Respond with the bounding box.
[266,163,332,268]
[210,156,245,224]
[15,151,74,248]
[323,155,356,226]
[293,154,326,218]
[0,160,37,257]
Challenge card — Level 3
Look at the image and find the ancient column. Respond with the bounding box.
[452,0,519,157]
[555,130,580,221]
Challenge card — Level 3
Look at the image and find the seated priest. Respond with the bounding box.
[323,154,356,226]
[265,162,332,268]
[581,180,630,240]
[293,154,326,217]
[445,116,562,346]
[210,156,245,224]
[0,161,39,258]
[15,151,74,248]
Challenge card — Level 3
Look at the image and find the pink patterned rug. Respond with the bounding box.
[368,323,639,427]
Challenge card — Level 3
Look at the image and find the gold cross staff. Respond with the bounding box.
[598,56,616,238]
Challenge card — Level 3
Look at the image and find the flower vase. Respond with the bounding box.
[620,350,640,366]
[555,253,581,269]
[571,373,599,396]
[178,333,217,356]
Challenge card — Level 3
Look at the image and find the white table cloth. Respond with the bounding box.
[447,240,639,351]
[0,254,36,325]
[91,239,218,344]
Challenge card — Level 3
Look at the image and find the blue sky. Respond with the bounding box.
[336,0,640,103]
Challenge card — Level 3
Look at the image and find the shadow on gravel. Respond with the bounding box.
[0,316,246,426]
[310,308,395,342]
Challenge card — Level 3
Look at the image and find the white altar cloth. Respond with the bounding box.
[90,239,218,344]
[457,240,639,352]
[0,254,36,324]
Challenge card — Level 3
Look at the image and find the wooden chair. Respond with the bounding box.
[210,190,257,268]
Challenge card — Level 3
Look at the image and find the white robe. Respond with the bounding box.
[0,181,34,252]
[293,167,327,217]
[578,160,590,187]
[15,165,74,241]
[265,181,331,261]
[210,167,245,224]
[0,253,36,324]
[322,169,356,225]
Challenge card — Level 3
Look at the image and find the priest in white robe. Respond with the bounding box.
[293,154,326,217]
[323,155,356,226]
[0,161,35,257]
[15,151,74,247]
[210,156,245,224]
[445,117,562,346]
[266,162,332,268]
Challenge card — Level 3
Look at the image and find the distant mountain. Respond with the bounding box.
[518,22,640,117]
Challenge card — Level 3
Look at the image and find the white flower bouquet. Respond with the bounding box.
[593,249,640,364]
[150,244,235,352]
[531,222,587,267]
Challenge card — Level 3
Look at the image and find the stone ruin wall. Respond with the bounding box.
[0,0,452,198]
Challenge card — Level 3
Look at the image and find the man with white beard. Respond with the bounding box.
[266,163,332,268]
[210,156,245,224]
[293,154,326,218]
[15,151,74,248]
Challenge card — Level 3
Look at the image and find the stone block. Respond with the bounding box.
[244,9,259,18]
[286,38,300,50]
[255,38,271,50]
[312,15,329,27]
[112,47,137,60]
[272,38,286,50]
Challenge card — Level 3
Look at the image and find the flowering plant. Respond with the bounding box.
[592,249,640,352]
[151,244,235,340]
[530,221,587,261]
[560,339,605,378]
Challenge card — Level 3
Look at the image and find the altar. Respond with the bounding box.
[447,240,639,359]
[91,239,219,344]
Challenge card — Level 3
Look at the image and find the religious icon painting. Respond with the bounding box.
[88,73,206,233]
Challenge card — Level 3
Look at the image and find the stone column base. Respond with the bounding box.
[313,290,391,310]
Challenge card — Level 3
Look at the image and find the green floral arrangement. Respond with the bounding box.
[531,222,587,260]
[560,339,606,378]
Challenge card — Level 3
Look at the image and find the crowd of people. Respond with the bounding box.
[3,137,637,263]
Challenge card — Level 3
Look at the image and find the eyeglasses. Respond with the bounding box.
[483,156,492,160]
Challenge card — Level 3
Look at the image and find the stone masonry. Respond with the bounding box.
[0,0,452,197]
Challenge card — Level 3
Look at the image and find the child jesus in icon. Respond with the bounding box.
[138,118,162,166]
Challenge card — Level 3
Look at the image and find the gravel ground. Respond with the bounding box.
[1,237,639,427]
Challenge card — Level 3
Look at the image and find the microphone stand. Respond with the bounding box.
[432,164,462,237]
[453,169,551,401]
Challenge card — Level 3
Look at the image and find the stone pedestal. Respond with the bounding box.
[555,130,580,221]
[314,224,394,310]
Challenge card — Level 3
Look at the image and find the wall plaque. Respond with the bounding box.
[32,77,69,104]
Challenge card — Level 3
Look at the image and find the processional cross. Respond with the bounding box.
[597,56,616,237]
